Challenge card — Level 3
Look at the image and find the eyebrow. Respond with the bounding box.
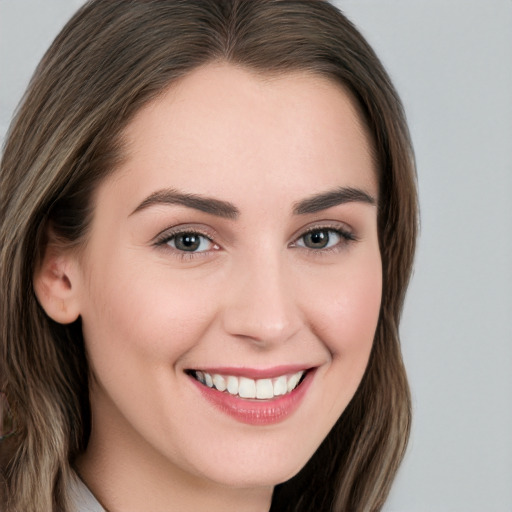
[293,186,376,215]
[130,185,375,219]
[130,188,239,219]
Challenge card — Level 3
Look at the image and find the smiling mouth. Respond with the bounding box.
[187,369,308,400]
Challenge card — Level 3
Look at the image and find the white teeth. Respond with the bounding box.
[194,370,306,399]
[273,375,287,396]
[212,374,227,392]
[204,373,213,388]
[226,375,239,395]
[238,377,257,398]
[256,378,274,399]
[287,371,303,393]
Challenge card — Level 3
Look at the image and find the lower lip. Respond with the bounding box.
[189,370,314,425]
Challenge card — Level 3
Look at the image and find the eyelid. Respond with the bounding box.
[152,224,222,261]
[290,222,359,254]
[290,221,357,243]
[152,224,218,245]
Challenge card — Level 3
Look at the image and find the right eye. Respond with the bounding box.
[161,232,215,253]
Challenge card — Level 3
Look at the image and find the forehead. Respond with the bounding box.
[107,62,377,206]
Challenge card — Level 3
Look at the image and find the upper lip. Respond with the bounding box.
[186,364,315,379]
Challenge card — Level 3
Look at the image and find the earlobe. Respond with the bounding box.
[33,245,81,325]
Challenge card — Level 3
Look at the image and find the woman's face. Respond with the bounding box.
[74,63,381,489]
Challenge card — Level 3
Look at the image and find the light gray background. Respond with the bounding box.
[1,1,511,510]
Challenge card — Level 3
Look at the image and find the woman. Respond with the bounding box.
[0,1,417,511]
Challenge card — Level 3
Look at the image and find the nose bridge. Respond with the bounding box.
[221,246,301,346]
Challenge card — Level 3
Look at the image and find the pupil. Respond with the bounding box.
[307,230,328,248]
[177,234,200,251]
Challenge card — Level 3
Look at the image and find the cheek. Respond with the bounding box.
[304,255,382,358]
[307,253,382,428]
[78,261,224,443]
[82,268,219,363]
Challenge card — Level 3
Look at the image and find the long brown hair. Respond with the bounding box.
[0,1,417,510]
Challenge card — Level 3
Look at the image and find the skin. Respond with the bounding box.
[36,63,381,512]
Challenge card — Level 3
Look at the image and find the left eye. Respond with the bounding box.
[165,232,214,252]
[295,229,343,250]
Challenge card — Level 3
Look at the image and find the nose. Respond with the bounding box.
[220,252,303,348]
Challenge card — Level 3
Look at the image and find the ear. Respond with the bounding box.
[33,242,81,325]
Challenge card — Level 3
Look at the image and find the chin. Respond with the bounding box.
[179,433,317,490]
[203,459,307,490]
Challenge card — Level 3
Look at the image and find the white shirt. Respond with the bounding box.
[69,472,106,512]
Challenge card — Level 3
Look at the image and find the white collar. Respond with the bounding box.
[69,472,106,512]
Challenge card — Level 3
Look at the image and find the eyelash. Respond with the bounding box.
[154,228,218,261]
[154,224,358,260]
[292,225,358,254]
